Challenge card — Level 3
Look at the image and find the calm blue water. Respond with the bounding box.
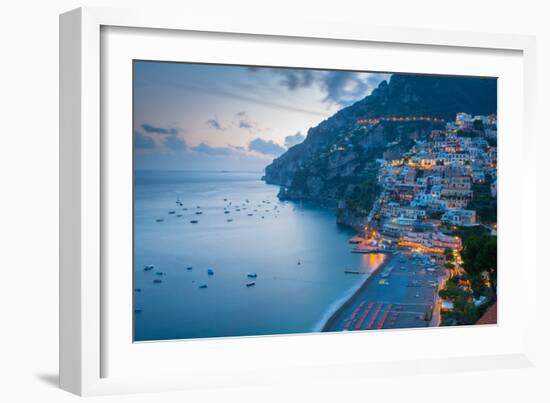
[134,170,386,341]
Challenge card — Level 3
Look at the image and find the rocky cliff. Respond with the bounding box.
[264,74,497,228]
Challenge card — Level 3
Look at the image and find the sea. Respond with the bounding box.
[134,170,386,341]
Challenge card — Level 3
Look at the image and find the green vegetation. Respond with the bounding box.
[486,137,497,147]
[344,172,380,215]
[429,211,443,220]
[289,167,312,195]
[468,175,497,223]
[439,232,496,326]
[461,235,497,298]
[439,277,480,325]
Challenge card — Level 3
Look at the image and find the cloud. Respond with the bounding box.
[141,124,179,135]
[272,69,314,91]
[239,120,254,129]
[163,134,187,150]
[259,68,389,107]
[145,77,327,117]
[191,143,237,156]
[234,111,256,130]
[207,119,224,130]
[284,132,305,148]
[321,72,390,106]
[248,138,286,156]
[134,131,156,149]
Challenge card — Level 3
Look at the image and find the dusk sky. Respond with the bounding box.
[134,61,390,171]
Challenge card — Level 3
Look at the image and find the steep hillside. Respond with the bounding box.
[263,73,497,229]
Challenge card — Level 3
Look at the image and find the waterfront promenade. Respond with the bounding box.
[323,251,445,332]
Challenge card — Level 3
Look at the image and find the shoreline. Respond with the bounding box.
[320,251,398,332]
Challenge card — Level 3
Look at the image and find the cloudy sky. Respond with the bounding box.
[134,61,390,171]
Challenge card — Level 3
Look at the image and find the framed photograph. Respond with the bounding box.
[60,7,537,396]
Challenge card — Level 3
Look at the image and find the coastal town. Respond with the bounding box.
[326,112,498,330]
[133,68,499,339]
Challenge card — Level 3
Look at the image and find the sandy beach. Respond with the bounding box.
[321,252,397,331]
[322,250,445,332]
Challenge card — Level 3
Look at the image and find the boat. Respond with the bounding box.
[144,265,154,271]
[176,214,183,217]
[247,273,257,278]
[186,266,193,270]
[199,284,208,289]
[344,270,364,274]
[155,272,165,276]
[134,288,141,292]
[196,211,203,215]
[207,269,214,275]
[247,213,253,216]
[168,211,175,214]
[155,218,164,222]
[246,282,256,287]
[224,211,230,214]
[134,308,142,313]
[190,220,199,224]
[227,219,233,222]
[153,279,162,284]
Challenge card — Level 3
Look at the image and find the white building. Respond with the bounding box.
[442,209,477,226]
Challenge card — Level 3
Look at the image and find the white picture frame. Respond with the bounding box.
[60,6,537,396]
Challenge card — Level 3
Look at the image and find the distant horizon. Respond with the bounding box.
[135,168,265,173]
